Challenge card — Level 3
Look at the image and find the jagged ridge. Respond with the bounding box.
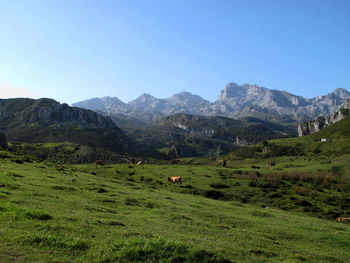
[72,83,350,126]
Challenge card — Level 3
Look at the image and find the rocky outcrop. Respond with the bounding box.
[298,99,350,136]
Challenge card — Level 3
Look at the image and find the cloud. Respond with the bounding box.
[0,83,38,98]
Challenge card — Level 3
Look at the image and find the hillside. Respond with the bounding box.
[230,113,350,159]
[0,98,131,153]
[0,148,349,262]
[126,113,296,158]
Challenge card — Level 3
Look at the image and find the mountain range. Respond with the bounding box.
[1,83,349,160]
[0,97,297,159]
[72,82,350,126]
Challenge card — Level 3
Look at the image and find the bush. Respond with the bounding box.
[25,211,53,220]
[204,190,225,200]
[210,183,230,189]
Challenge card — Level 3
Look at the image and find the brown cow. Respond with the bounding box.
[171,159,180,165]
[218,160,227,167]
[335,217,350,222]
[167,176,183,184]
[95,160,105,166]
[267,162,276,167]
[136,160,143,166]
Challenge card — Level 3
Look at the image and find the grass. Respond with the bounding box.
[0,149,350,262]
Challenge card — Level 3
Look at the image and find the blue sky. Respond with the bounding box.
[0,0,349,104]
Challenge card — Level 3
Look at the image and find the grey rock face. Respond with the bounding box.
[128,93,160,112]
[72,83,350,127]
[214,84,348,120]
[297,99,350,136]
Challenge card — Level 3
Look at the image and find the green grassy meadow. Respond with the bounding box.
[1,148,350,262]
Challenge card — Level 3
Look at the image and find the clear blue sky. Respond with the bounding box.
[0,0,349,104]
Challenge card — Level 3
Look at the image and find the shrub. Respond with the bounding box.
[125,197,139,206]
[51,185,76,191]
[210,183,230,189]
[204,190,225,200]
[97,188,108,193]
[25,211,53,220]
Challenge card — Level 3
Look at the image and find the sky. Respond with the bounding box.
[0,0,349,105]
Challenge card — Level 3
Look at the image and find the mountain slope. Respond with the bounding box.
[234,112,350,158]
[126,113,295,158]
[0,98,131,153]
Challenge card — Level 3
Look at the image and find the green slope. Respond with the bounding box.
[0,150,349,262]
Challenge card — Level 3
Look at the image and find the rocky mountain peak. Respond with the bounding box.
[217,82,244,101]
[72,96,127,111]
[329,88,350,99]
[100,96,126,105]
[169,92,208,104]
[130,93,157,104]
[217,83,269,101]
[242,83,267,94]
[128,93,160,113]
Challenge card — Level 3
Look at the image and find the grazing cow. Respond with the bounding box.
[267,162,276,167]
[171,159,180,165]
[335,217,350,222]
[218,160,227,167]
[167,176,183,184]
[136,160,143,166]
[95,160,105,166]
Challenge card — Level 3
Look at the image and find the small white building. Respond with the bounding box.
[321,138,327,142]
